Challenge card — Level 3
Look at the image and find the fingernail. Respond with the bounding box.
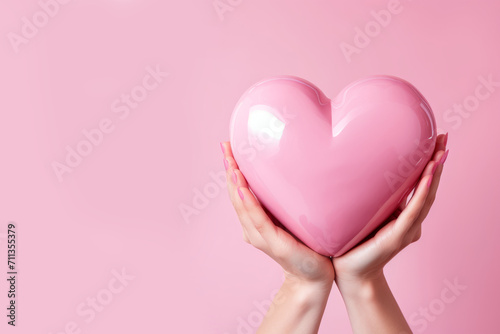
[427,174,434,188]
[438,149,449,166]
[232,170,237,184]
[223,158,229,170]
[220,142,225,154]
[444,133,448,148]
[238,187,244,200]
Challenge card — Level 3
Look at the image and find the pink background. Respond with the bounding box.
[1,0,499,333]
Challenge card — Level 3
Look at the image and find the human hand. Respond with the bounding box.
[221,141,335,333]
[331,133,448,334]
[220,141,335,287]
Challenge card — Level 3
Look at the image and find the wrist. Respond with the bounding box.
[334,270,412,333]
[280,276,333,310]
[257,276,333,334]
[335,269,386,302]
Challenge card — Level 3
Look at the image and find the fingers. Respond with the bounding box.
[236,187,282,245]
[422,132,448,193]
[392,133,448,216]
[391,169,433,243]
[396,183,416,213]
[434,133,448,156]
[221,141,259,242]
[418,146,449,222]
[416,133,449,220]
[221,140,235,159]
[221,142,245,208]
[390,133,449,245]
[221,141,283,255]
[221,142,334,282]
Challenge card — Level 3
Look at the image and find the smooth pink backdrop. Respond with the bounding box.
[1,1,499,333]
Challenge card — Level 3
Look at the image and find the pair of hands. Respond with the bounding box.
[221,133,448,303]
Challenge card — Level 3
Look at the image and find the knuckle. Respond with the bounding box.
[271,246,288,263]
[226,156,237,169]
[253,218,267,234]
[405,211,419,223]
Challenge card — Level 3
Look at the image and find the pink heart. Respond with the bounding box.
[229,75,437,257]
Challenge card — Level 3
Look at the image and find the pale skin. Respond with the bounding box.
[221,133,449,334]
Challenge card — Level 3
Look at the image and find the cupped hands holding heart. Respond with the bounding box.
[221,75,449,333]
[221,131,448,282]
[221,134,448,333]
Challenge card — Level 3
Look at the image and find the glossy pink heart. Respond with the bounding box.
[229,75,436,257]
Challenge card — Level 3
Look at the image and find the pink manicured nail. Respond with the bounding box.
[220,142,225,154]
[232,170,237,184]
[427,174,434,188]
[238,187,244,200]
[438,149,449,166]
[443,133,448,148]
[223,158,228,170]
